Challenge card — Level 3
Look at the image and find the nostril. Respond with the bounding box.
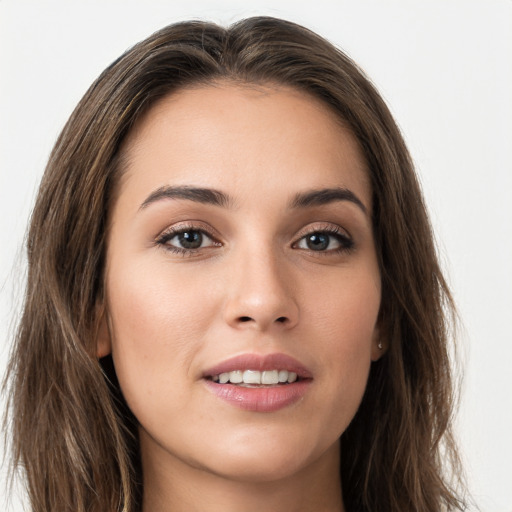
[234,315,291,325]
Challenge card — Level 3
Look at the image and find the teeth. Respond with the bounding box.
[278,370,288,383]
[287,372,297,383]
[261,370,279,385]
[243,369,261,384]
[213,369,299,385]
[229,370,243,384]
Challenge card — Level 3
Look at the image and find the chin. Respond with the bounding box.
[203,451,312,484]
[193,430,338,484]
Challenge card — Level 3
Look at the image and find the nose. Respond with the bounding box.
[223,248,299,332]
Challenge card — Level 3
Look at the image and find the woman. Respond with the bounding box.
[5,16,467,512]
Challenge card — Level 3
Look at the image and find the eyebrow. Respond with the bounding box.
[139,186,232,210]
[290,187,368,215]
[139,185,367,215]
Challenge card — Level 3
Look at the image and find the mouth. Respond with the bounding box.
[202,353,312,412]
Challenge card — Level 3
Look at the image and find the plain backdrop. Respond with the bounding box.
[1,1,511,511]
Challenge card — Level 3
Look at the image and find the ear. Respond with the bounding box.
[370,327,387,362]
[95,305,112,358]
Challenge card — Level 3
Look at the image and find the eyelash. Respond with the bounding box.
[155,223,220,256]
[155,223,354,256]
[292,225,355,254]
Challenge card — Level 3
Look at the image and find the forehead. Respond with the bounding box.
[117,83,371,210]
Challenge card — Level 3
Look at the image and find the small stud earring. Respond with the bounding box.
[378,342,383,350]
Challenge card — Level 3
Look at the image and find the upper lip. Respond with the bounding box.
[202,352,313,379]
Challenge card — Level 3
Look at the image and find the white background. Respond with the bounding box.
[1,1,511,511]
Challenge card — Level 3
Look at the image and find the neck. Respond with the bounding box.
[140,435,345,512]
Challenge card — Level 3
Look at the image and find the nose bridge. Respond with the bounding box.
[223,241,299,331]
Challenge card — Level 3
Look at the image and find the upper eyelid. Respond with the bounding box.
[156,222,220,242]
[155,220,352,245]
[293,222,352,240]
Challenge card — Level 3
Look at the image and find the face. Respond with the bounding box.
[100,84,382,484]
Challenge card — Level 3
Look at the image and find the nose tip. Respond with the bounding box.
[223,258,299,332]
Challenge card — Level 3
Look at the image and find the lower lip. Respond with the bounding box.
[203,379,311,412]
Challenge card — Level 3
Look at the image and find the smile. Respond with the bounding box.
[203,353,312,412]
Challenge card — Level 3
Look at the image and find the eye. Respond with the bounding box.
[156,226,220,254]
[294,228,354,253]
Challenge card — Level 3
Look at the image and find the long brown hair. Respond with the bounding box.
[4,17,467,511]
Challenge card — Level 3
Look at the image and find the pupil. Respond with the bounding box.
[178,231,202,249]
[307,233,329,251]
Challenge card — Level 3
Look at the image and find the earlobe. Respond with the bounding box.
[371,328,387,362]
[95,307,112,358]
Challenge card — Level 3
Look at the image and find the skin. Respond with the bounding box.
[98,83,383,512]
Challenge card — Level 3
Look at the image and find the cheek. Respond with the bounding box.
[302,266,380,428]
[104,263,217,414]
[303,263,380,350]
